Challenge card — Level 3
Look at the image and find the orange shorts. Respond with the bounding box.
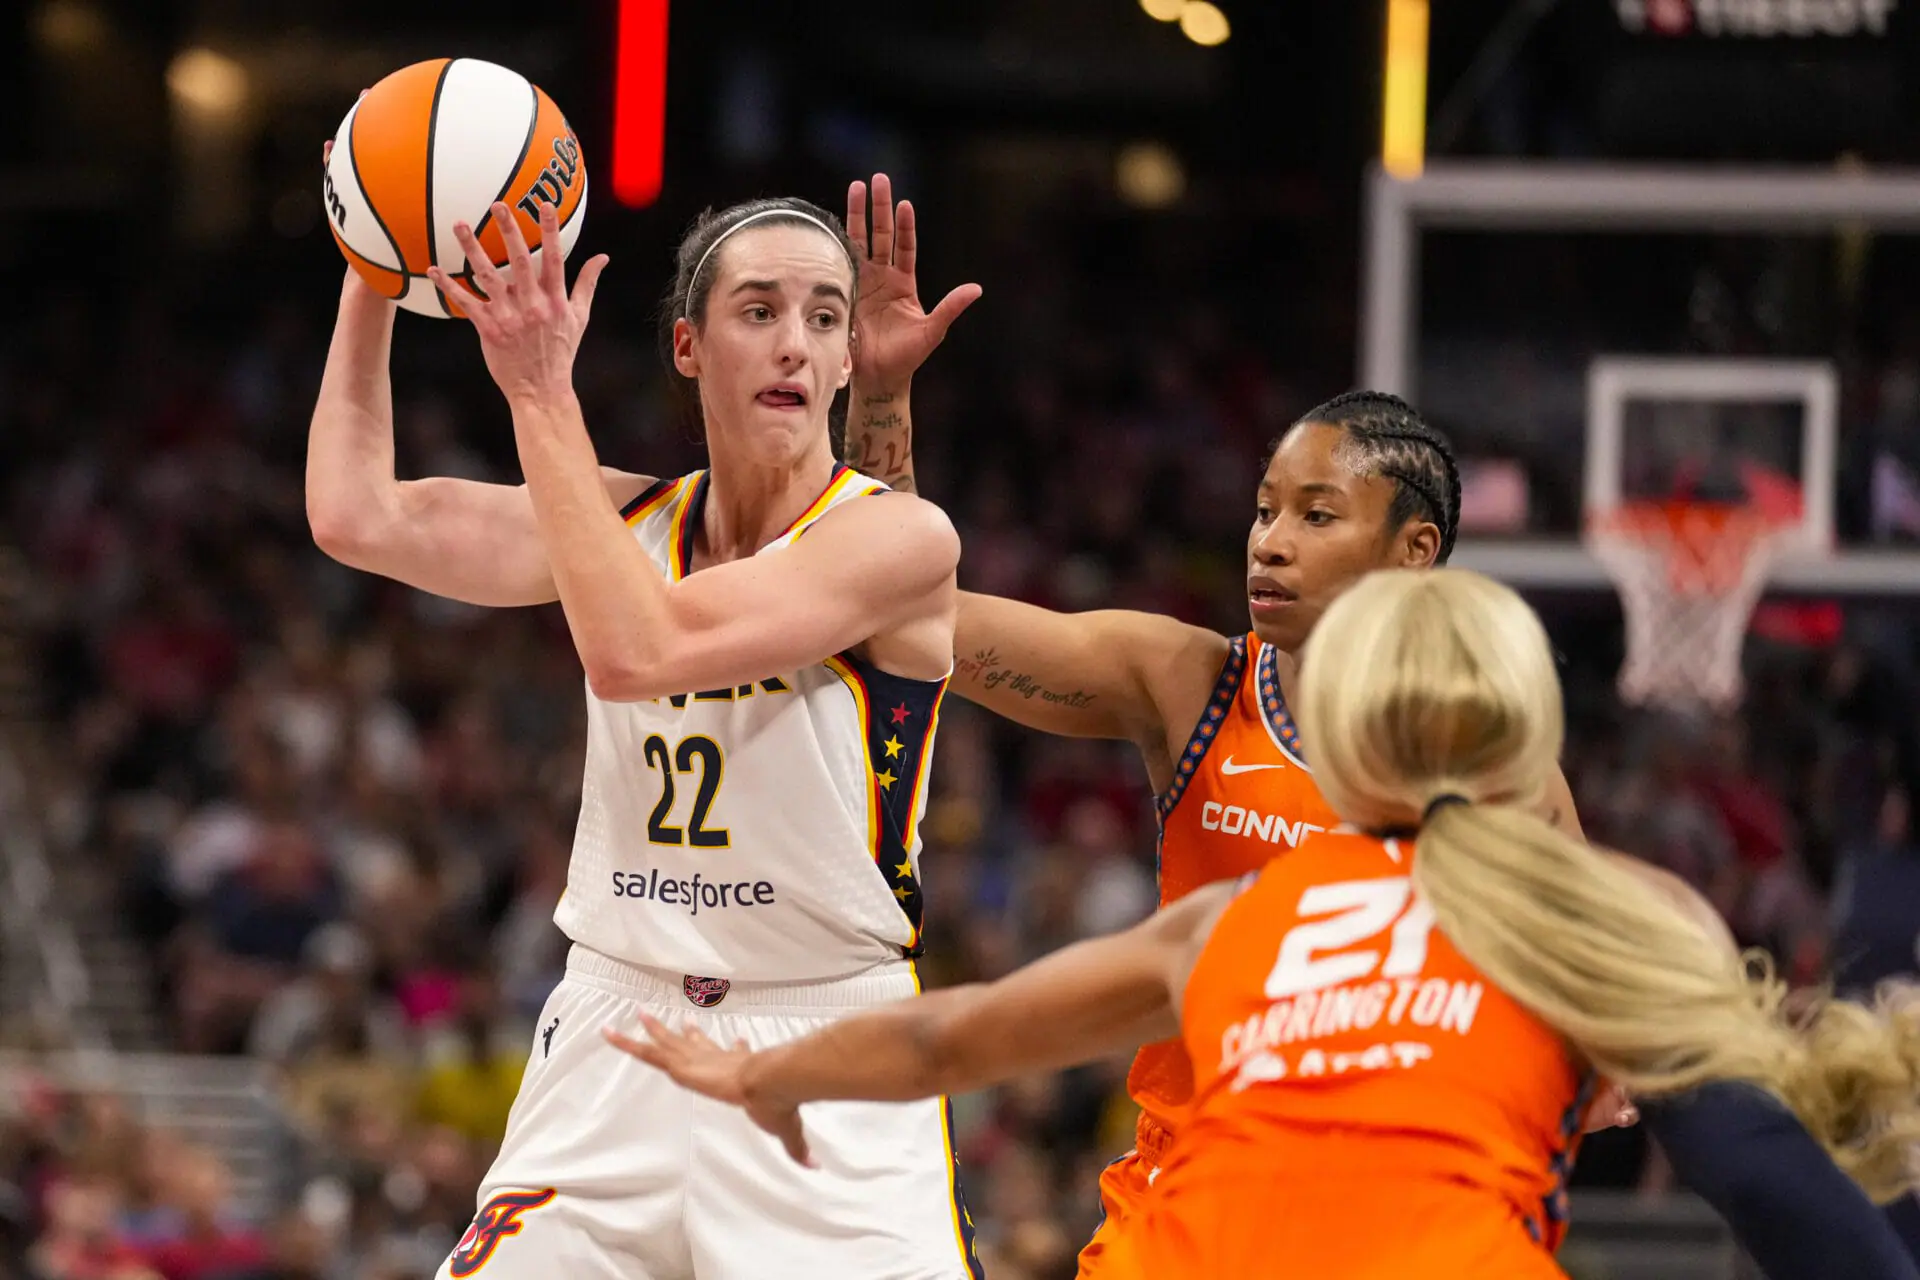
[1076,1150,1157,1280]
[1124,1169,1565,1280]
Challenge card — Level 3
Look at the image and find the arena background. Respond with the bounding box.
[5,1,1920,1277]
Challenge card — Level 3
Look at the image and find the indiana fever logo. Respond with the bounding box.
[448,1188,556,1277]
[684,974,731,1008]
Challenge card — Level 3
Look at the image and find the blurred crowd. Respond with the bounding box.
[2,231,1919,1280]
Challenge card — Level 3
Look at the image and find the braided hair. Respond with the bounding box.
[1278,390,1461,565]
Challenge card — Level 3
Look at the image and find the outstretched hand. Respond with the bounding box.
[847,174,982,389]
[429,201,610,406]
[603,1015,814,1166]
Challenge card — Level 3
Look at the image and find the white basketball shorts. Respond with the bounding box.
[435,945,983,1280]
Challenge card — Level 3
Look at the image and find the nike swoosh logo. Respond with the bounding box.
[1219,756,1284,775]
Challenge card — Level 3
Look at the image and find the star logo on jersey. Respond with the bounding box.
[1219,756,1285,776]
[448,1188,556,1277]
[890,703,912,725]
[882,735,905,759]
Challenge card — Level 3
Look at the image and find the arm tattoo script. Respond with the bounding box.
[954,647,1096,710]
[847,393,917,493]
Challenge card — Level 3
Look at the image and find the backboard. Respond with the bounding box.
[1585,357,1836,559]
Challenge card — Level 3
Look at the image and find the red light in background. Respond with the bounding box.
[612,0,669,208]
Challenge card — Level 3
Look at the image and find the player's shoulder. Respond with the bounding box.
[1098,612,1236,682]
[809,486,960,569]
[602,467,661,515]
[1603,850,1737,952]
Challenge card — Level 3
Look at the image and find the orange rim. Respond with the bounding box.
[1588,501,1786,594]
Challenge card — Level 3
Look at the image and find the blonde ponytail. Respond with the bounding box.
[1301,569,1920,1202]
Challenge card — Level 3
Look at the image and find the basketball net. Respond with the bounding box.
[1587,501,1787,712]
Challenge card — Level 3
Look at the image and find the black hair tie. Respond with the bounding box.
[1423,794,1470,822]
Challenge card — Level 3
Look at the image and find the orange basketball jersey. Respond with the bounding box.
[1127,634,1341,1160]
[1137,830,1588,1278]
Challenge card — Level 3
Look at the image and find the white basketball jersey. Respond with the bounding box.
[555,467,946,982]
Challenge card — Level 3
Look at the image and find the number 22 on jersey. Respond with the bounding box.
[643,734,728,848]
[1265,877,1437,998]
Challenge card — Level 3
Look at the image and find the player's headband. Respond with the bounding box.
[684,209,853,319]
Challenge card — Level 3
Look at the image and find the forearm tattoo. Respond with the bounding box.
[954,647,1096,710]
[847,393,916,493]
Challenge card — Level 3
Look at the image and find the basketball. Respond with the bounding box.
[322,58,588,318]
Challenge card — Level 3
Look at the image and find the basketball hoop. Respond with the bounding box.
[1587,501,1790,712]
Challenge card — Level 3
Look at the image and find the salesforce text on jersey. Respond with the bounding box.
[611,870,775,916]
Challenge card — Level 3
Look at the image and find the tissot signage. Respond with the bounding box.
[1614,0,1899,37]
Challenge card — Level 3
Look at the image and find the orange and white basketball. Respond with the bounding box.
[323,58,588,318]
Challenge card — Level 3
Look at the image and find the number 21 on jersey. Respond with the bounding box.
[1264,877,1437,999]
[643,734,728,848]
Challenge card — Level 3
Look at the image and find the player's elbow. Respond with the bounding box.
[581,638,680,703]
[306,492,380,568]
[908,503,962,587]
[582,656,664,704]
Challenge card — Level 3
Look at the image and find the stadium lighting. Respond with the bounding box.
[1179,2,1232,44]
[1116,142,1186,208]
[1381,0,1429,178]
[613,0,670,208]
[167,47,247,117]
[34,1,108,54]
[1139,0,1185,20]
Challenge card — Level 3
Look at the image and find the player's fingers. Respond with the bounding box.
[496,202,536,290]
[427,267,486,320]
[636,1012,677,1043]
[538,201,567,296]
[600,1026,667,1068]
[682,1024,721,1050]
[450,223,506,299]
[869,174,895,266]
[894,200,917,277]
[846,181,869,262]
[635,1012,692,1054]
[927,283,984,340]
[783,1121,814,1168]
[570,255,610,326]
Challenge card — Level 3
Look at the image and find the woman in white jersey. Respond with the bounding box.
[306,187,979,1278]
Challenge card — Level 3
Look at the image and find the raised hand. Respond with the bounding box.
[429,201,609,406]
[847,174,982,390]
[603,1015,814,1166]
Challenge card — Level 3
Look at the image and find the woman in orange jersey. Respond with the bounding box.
[834,179,1603,1274]
[609,568,1920,1279]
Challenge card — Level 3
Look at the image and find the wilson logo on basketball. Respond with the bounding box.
[322,167,347,230]
[448,1188,556,1277]
[517,133,582,221]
